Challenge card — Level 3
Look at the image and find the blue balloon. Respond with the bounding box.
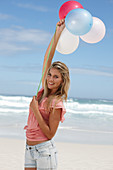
[65,8,93,36]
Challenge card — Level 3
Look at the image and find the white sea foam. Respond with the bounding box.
[0,100,29,108]
[0,95,31,103]
[0,108,28,115]
[66,108,113,116]
[64,101,113,116]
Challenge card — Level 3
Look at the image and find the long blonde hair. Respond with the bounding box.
[38,61,70,110]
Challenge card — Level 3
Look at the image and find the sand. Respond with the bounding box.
[0,137,113,170]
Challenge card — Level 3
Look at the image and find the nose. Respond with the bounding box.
[49,76,54,81]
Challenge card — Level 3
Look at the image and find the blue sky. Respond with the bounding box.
[0,0,113,99]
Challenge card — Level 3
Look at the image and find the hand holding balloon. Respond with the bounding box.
[56,19,65,33]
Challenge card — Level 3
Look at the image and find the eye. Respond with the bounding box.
[48,73,51,76]
[54,75,58,78]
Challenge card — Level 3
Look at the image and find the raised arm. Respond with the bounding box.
[42,19,65,87]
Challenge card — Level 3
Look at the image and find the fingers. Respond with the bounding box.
[30,96,38,109]
[32,96,38,103]
[31,96,35,103]
[33,96,35,100]
[30,96,36,104]
[57,19,65,26]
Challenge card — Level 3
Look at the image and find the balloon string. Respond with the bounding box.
[36,26,57,96]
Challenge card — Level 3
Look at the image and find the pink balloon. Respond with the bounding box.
[59,1,84,20]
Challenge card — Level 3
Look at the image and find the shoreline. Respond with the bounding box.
[0,126,113,145]
[0,93,113,101]
[0,137,113,170]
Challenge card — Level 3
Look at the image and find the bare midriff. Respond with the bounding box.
[26,139,49,146]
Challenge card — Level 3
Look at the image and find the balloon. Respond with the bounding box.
[59,1,84,20]
[56,27,79,54]
[65,8,93,36]
[80,17,106,43]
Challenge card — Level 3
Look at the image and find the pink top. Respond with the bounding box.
[24,88,66,141]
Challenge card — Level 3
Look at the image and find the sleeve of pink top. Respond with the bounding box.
[50,99,66,123]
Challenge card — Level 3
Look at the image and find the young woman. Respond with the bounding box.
[24,19,70,170]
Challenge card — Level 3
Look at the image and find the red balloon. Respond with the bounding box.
[59,1,84,20]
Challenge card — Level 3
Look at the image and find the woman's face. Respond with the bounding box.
[47,68,63,94]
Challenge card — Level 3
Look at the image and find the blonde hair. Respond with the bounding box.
[38,61,70,110]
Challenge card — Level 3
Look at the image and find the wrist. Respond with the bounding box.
[33,107,39,115]
[55,27,63,39]
[56,19,65,35]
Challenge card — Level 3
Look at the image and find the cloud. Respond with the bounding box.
[2,64,113,78]
[0,27,51,44]
[18,81,39,86]
[0,27,51,54]
[0,13,14,20]
[0,42,29,51]
[17,3,48,12]
[70,67,113,77]
[108,0,113,3]
[0,64,42,73]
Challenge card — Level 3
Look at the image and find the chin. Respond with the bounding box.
[47,85,53,90]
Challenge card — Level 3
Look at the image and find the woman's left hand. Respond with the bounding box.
[30,96,39,114]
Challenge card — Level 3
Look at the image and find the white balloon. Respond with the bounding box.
[56,27,79,54]
[80,17,106,43]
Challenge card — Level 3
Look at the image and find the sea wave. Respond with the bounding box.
[64,101,113,116]
[66,108,113,117]
[0,108,28,115]
[0,95,31,103]
[0,100,29,108]
[0,95,113,118]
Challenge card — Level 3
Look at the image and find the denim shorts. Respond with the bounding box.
[24,140,58,169]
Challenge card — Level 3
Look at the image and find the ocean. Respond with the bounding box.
[0,94,113,145]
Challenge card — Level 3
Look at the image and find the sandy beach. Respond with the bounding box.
[0,137,113,170]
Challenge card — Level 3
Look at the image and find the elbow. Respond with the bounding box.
[47,132,55,140]
[47,135,54,140]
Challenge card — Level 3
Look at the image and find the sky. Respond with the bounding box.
[0,0,113,100]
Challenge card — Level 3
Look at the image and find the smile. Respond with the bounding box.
[48,82,54,85]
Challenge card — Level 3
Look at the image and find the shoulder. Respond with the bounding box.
[50,97,64,108]
[50,97,66,123]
